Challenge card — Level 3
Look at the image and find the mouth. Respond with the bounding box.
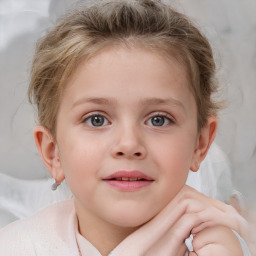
[103,170,154,192]
[108,177,149,181]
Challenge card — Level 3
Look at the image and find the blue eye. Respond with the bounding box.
[84,114,110,127]
[146,115,172,127]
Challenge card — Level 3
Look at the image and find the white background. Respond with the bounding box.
[0,0,255,207]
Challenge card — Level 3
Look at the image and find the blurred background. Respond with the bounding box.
[0,0,255,209]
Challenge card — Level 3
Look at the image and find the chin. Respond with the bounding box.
[106,208,156,228]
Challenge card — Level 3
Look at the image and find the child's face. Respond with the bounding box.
[55,46,199,227]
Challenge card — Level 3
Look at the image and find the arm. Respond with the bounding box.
[111,185,249,256]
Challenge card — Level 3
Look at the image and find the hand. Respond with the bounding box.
[190,226,243,256]
[111,185,247,256]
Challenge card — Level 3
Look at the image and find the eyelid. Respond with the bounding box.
[81,111,111,124]
[144,111,175,128]
[147,111,175,122]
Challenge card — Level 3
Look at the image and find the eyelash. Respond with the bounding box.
[82,112,111,127]
[81,112,174,128]
[146,112,174,127]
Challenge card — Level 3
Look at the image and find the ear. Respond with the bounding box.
[190,116,218,172]
[34,126,65,183]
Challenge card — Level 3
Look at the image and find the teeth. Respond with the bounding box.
[115,177,142,181]
[129,178,138,181]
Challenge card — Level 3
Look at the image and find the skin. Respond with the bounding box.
[34,46,244,255]
[111,185,245,256]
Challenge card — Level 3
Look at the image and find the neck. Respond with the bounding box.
[76,204,138,256]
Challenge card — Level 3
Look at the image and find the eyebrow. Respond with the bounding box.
[72,96,185,111]
[72,97,117,108]
[139,97,185,110]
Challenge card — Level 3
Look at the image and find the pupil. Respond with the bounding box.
[152,116,164,126]
[92,115,104,126]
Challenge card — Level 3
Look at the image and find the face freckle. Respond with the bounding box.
[55,46,199,229]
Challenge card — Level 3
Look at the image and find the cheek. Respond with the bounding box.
[151,133,196,170]
[58,135,105,184]
[59,147,99,200]
[149,133,195,194]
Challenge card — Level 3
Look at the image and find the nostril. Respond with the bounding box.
[116,152,142,157]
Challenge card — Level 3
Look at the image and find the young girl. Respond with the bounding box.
[0,0,251,255]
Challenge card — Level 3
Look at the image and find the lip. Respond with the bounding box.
[103,170,154,192]
[104,170,154,180]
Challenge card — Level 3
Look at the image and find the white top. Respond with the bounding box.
[0,199,250,256]
[0,200,80,256]
[76,225,102,256]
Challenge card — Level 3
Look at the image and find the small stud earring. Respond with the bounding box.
[51,180,61,191]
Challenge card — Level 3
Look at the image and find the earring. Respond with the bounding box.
[51,180,61,191]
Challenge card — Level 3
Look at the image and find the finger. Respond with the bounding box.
[177,191,249,238]
[170,186,249,241]
[112,187,195,255]
[191,205,249,237]
[191,221,209,234]
[151,213,204,256]
[142,213,197,256]
[183,185,231,212]
[144,239,187,256]
[113,202,205,255]
[189,252,197,256]
[178,244,188,256]
[114,187,222,254]
[192,226,243,255]
[113,186,247,256]
[184,185,249,237]
[113,187,200,254]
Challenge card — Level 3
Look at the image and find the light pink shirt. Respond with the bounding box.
[76,224,102,256]
[0,199,250,256]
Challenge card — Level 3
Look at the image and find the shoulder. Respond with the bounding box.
[0,199,79,255]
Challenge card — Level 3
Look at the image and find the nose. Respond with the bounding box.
[111,126,147,160]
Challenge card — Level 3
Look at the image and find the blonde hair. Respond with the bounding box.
[28,0,221,136]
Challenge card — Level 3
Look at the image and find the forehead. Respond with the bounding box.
[60,45,196,113]
[69,45,190,89]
